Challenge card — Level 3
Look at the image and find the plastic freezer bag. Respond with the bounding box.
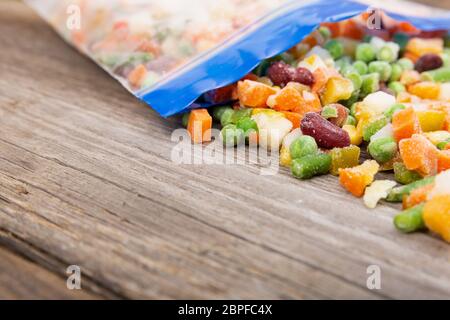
[25,0,450,117]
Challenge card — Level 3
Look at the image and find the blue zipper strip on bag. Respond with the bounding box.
[138,0,450,117]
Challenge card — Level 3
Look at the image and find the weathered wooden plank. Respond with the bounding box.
[0,0,449,300]
[0,246,98,299]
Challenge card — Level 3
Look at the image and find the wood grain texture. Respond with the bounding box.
[0,246,97,299]
[0,0,449,299]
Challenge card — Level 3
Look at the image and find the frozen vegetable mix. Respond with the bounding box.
[27,0,450,243]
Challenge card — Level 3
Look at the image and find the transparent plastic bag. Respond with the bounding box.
[25,0,450,116]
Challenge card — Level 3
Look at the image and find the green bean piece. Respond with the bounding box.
[368,137,398,163]
[386,176,436,202]
[394,204,425,233]
[345,71,362,91]
[388,81,406,96]
[360,73,380,97]
[368,61,392,82]
[356,43,376,63]
[221,124,244,147]
[350,102,358,118]
[181,112,190,128]
[393,162,423,185]
[290,136,318,159]
[220,108,235,127]
[212,105,232,122]
[421,67,450,83]
[325,39,344,60]
[291,154,332,180]
[363,117,389,142]
[384,103,406,120]
[397,58,414,71]
[341,90,360,108]
[352,60,368,75]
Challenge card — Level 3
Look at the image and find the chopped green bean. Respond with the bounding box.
[397,58,414,71]
[291,153,331,179]
[290,136,318,159]
[386,176,436,202]
[394,204,425,233]
[181,112,190,128]
[212,105,232,122]
[377,45,396,62]
[368,61,392,82]
[368,137,398,163]
[388,81,406,95]
[221,124,244,147]
[220,108,235,126]
[231,108,253,124]
[360,73,380,97]
[421,67,450,83]
[393,162,422,185]
[363,117,389,142]
[390,63,403,82]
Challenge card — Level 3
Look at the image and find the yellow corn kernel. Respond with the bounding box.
[279,146,292,168]
[416,110,446,132]
[320,77,354,106]
[408,82,441,100]
[343,124,363,146]
[251,108,285,117]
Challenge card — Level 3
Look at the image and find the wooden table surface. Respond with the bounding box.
[0,0,449,300]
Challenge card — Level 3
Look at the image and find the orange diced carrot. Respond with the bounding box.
[311,68,328,93]
[392,107,421,142]
[339,20,364,40]
[399,134,439,177]
[237,80,277,108]
[438,150,450,172]
[267,86,304,111]
[402,183,435,209]
[292,91,322,116]
[187,109,212,144]
[128,64,147,88]
[339,160,379,197]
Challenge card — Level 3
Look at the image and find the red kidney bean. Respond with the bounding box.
[415,53,443,73]
[267,61,314,87]
[204,84,236,104]
[301,112,351,149]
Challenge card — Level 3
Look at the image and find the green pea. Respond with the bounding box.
[345,115,356,126]
[231,108,253,124]
[360,73,380,97]
[368,137,398,163]
[325,39,344,60]
[368,61,392,82]
[421,67,450,83]
[335,56,353,71]
[388,81,406,96]
[352,60,368,75]
[291,153,331,179]
[181,112,190,128]
[212,106,232,122]
[394,204,425,233]
[345,71,362,91]
[236,117,258,140]
[397,58,414,71]
[387,176,435,202]
[290,136,318,159]
[318,26,332,40]
[393,162,422,185]
[390,63,403,82]
[384,103,406,120]
[356,43,376,63]
[220,108,235,127]
[221,124,244,147]
[377,45,396,62]
[363,117,389,142]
